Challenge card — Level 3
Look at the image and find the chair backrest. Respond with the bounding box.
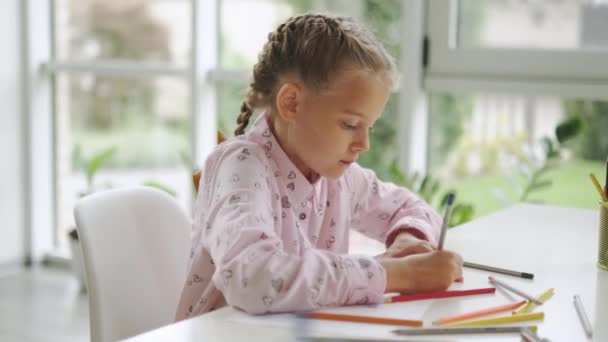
[74,187,191,342]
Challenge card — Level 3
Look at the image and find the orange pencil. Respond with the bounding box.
[433,300,526,326]
[307,312,423,327]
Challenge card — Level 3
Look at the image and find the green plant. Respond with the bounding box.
[388,160,475,227]
[494,116,583,205]
[72,144,118,196]
[143,180,177,197]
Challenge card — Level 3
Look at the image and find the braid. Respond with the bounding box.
[233,13,397,134]
[234,100,254,136]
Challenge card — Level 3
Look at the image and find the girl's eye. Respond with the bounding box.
[341,121,358,130]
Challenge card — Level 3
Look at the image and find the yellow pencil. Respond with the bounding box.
[513,288,555,315]
[590,173,608,202]
[446,312,544,327]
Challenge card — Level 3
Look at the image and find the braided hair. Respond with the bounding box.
[234,13,397,136]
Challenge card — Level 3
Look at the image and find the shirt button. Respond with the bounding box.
[299,213,307,220]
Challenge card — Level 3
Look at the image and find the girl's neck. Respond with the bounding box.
[268,114,319,183]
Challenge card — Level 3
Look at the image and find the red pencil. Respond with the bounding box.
[385,287,496,304]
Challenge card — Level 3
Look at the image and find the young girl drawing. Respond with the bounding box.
[176,13,462,320]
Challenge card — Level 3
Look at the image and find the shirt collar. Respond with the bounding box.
[248,114,319,208]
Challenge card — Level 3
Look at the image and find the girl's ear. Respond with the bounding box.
[275,81,301,124]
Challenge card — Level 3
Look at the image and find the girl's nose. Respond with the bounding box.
[351,131,370,153]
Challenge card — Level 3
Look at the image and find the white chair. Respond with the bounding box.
[74,187,191,342]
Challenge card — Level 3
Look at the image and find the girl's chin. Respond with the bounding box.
[318,164,351,180]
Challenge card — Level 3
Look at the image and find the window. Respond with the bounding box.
[55,74,192,248]
[429,93,607,218]
[52,0,192,252]
[426,0,608,88]
[424,1,608,222]
[458,0,608,50]
[55,0,191,66]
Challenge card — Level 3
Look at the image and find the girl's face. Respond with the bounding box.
[280,68,392,181]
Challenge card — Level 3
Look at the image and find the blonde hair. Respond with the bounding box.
[234,13,398,136]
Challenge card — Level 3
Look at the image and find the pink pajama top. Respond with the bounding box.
[175,114,441,321]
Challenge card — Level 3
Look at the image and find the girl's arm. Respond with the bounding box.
[194,143,386,314]
[342,163,442,249]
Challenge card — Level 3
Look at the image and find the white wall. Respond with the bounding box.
[0,0,24,264]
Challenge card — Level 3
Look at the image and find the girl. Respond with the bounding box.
[176,13,462,320]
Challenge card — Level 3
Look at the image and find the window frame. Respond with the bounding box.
[425,0,608,99]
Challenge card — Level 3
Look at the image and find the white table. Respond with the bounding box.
[124,204,607,341]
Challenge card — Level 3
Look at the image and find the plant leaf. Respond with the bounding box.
[389,160,406,186]
[85,147,117,181]
[555,116,582,144]
[143,181,177,197]
[539,137,555,158]
[527,179,553,193]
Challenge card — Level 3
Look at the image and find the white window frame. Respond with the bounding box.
[425,0,608,99]
[22,0,55,263]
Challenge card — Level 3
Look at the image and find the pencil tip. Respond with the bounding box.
[447,193,455,205]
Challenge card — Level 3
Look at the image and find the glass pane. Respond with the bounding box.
[54,0,191,66]
[55,74,192,252]
[218,81,248,137]
[458,0,608,49]
[429,92,607,222]
[220,0,401,68]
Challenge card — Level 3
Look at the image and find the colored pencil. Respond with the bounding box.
[590,173,608,202]
[437,193,455,250]
[446,312,544,327]
[385,287,495,304]
[433,300,526,325]
[392,325,538,336]
[464,261,534,279]
[513,288,554,315]
[488,276,543,305]
[306,312,423,327]
[574,295,593,338]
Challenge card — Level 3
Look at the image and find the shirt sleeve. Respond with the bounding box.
[198,142,386,314]
[343,163,442,248]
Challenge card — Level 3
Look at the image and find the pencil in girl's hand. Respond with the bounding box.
[590,173,608,202]
[437,193,455,250]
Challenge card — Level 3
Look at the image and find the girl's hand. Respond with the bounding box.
[376,250,463,294]
[384,231,434,258]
